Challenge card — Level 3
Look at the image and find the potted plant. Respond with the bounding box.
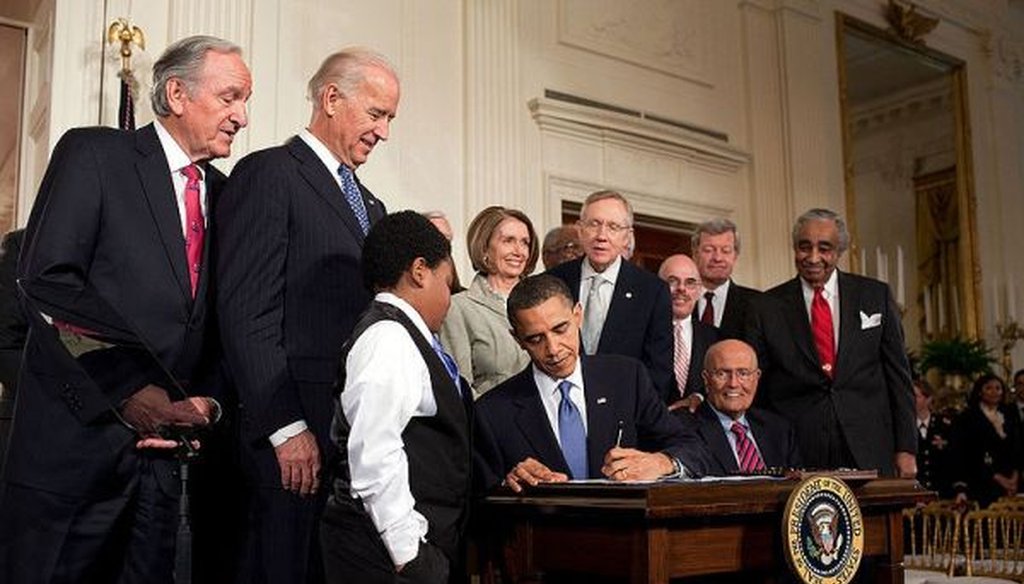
[919,337,997,410]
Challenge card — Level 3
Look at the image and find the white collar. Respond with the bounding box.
[581,255,622,285]
[299,128,346,177]
[154,119,201,178]
[801,268,839,299]
[374,292,435,345]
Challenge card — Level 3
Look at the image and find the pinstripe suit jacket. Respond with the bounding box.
[215,136,386,483]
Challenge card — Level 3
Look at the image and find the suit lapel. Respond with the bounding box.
[581,356,616,475]
[599,261,636,352]
[747,410,781,468]
[834,272,861,381]
[510,373,569,475]
[686,323,711,392]
[134,125,191,301]
[779,278,820,371]
[286,137,368,243]
[697,405,739,473]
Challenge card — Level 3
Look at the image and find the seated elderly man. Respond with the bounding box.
[474,274,709,492]
[690,339,802,475]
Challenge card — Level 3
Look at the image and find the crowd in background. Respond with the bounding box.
[0,33,1018,584]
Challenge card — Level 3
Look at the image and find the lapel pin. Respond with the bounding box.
[625,292,633,299]
[596,397,607,404]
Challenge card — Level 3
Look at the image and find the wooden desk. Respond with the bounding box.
[477,478,932,583]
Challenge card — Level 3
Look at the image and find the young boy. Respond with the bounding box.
[320,211,470,584]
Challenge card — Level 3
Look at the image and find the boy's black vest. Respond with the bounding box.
[329,300,472,559]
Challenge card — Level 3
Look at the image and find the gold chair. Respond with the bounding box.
[904,502,966,580]
[963,509,1024,581]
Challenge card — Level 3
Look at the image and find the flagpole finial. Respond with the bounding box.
[107,18,146,75]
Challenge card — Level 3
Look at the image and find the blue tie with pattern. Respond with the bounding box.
[432,335,462,395]
[557,380,588,479]
[337,164,371,235]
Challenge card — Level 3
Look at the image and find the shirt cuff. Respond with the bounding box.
[379,509,429,566]
[268,420,308,447]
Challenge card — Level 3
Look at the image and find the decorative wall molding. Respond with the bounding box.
[529,97,748,175]
[849,78,952,136]
[986,31,1024,86]
[556,0,710,85]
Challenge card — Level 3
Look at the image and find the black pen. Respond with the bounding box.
[615,420,624,448]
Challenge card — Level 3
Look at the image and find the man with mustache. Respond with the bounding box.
[0,35,251,582]
[216,48,399,583]
[657,254,719,413]
[744,208,916,477]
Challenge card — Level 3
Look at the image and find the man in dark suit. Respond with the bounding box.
[474,274,708,492]
[0,36,251,583]
[216,48,398,583]
[745,208,916,477]
[692,218,761,340]
[690,339,801,475]
[548,190,674,399]
[657,253,719,412]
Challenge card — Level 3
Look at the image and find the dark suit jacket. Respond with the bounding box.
[548,258,674,398]
[690,402,801,475]
[674,320,719,401]
[951,404,1021,507]
[744,272,916,474]
[6,124,222,495]
[718,281,760,340]
[215,136,386,484]
[473,354,709,490]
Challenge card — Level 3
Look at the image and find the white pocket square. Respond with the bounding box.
[860,311,882,329]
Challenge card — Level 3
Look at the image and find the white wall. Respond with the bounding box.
[19,0,1024,364]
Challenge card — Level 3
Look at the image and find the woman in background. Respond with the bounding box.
[440,206,538,398]
[952,374,1020,507]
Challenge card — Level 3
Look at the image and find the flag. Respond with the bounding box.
[117,70,135,131]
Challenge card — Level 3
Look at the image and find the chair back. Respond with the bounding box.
[963,509,1024,580]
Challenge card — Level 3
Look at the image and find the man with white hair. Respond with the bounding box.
[217,47,399,583]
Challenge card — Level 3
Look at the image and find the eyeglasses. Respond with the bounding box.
[579,219,631,236]
[707,368,758,383]
[666,277,701,290]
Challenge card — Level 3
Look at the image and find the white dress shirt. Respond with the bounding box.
[697,279,731,328]
[800,269,841,349]
[153,120,208,237]
[579,255,622,319]
[533,360,588,439]
[342,292,438,566]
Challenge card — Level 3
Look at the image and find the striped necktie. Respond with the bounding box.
[731,421,765,472]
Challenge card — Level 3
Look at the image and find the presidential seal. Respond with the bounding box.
[782,476,864,584]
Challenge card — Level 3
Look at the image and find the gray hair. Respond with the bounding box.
[151,35,242,118]
[691,218,741,254]
[580,190,634,226]
[307,47,397,103]
[791,208,850,253]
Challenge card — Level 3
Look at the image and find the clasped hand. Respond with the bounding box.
[119,384,214,450]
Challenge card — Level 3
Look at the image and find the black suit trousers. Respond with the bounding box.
[0,455,178,584]
[319,500,452,584]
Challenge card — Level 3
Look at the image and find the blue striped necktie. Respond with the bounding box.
[431,335,462,395]
[557,380,588,479]
[337,164,371,235]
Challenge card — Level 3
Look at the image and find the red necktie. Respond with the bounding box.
[700,291,715,326]
[811,287,835,378]
[181,164,204,297]
[731,422,765,472]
